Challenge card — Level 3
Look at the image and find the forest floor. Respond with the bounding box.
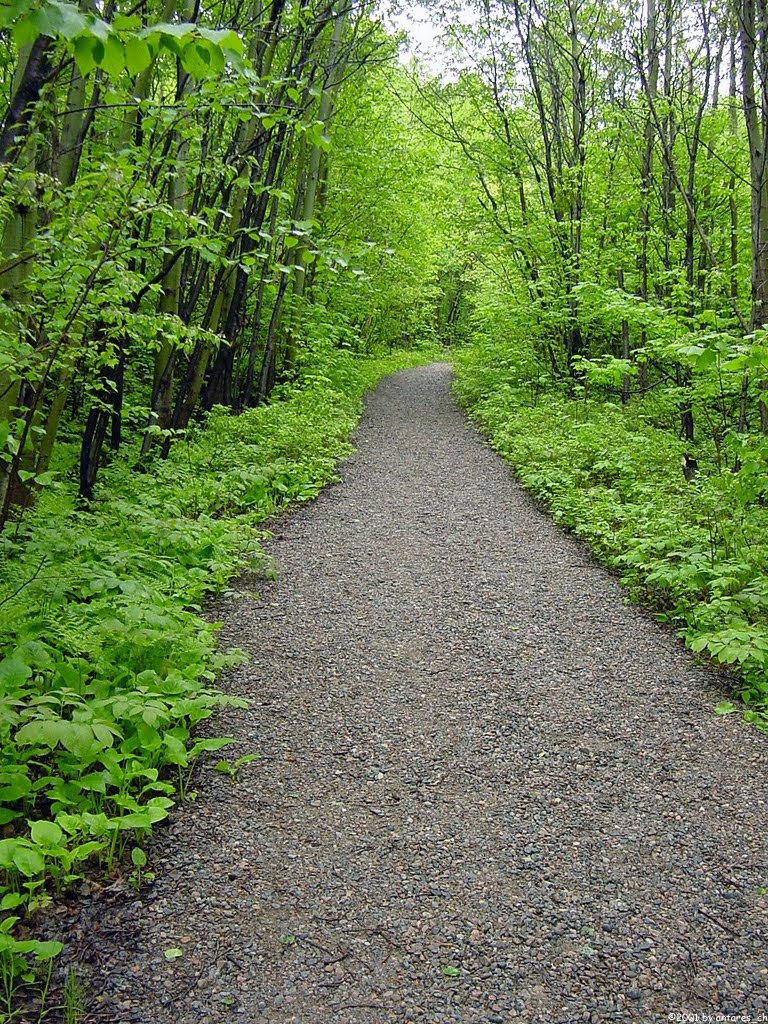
[54,362,768,1024]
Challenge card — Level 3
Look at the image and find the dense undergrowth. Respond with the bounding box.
[0,343,435,1019]
[453,339,768,728]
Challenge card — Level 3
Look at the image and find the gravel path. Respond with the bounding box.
[66,362,768,1024]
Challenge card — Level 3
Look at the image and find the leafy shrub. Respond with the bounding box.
[0,343,435,1012]
[453,340,768,725]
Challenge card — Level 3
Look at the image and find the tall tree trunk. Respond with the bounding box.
[617,267,631,404]
[637,0,659,397]
[285,2,351,370]
[58,58,88,186]
[0,40,53,519]
[141,0,194,456]
[0,37,53,164]
[78,342,122,499]
[240,194,281,408]
[737,0,768,431]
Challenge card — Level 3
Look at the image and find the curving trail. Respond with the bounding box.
[70,363,768,1024]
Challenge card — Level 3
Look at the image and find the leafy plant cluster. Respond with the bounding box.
[0,342,434,1018]
[453,339,768,727]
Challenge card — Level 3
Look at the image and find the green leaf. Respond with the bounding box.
[197,26,243,53]
[715,701,737,715]
[55,662,84,688]
[51,1,86,40]
[70,840,104,861]
[97,33,125,77]
[11,15,39,47]
[150,21,196,38]
[13,844,46,876]
[17,642,54,670]
[30,940,63,960]
[29,820,64,848]
[83,11,110,40]
[124,36,152,76]
[112,13,141,31]
[16,718,66,750]
[92,722,119,747]
[0,656,33,688]
[80,811,117,836]
[136,721,162,750]
[59,721,99,758]
[131,846,148,868]
[1,893,25,911]
[115,805,169,830]
[0,773,32,802]
[189,736,234,755]
[162,733,188,765]
[188,39,223,75]
[73,35,98,75]
[695,349,718,372]
[179,41,211,78]
[29,2,62,37]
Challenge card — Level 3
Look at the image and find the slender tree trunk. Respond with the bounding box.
[34,372,72,475]
[241,194,281,408]
[617,267,631,404]
[110,344,126,451]
[78,340,122,499]
[637,0,659,397]
[285,4,351,370]
[58,60,88,187]
[258,272,290,402]
[737,0,768,431]
[728,34,744,435]
[0,37,53,164]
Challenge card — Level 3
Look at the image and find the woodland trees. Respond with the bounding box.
[9,0,768,533]
[424,0,768,448]
[2,0,768,687]
[0,0,459,531]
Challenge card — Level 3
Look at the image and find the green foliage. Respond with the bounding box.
[0,0,244,78]
[454,337,768,727]
[0,343,435,1013]
[61,969,86,1024]
[317,62,466,351]
[214,753,259,782]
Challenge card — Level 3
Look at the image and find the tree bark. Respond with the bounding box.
[737,0,768,430]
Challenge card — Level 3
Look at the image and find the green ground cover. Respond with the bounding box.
[453,340,768,729]
[0,344,435,1018]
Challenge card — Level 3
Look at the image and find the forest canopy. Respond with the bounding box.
[0,0,463,522]
[4,0,768,518]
